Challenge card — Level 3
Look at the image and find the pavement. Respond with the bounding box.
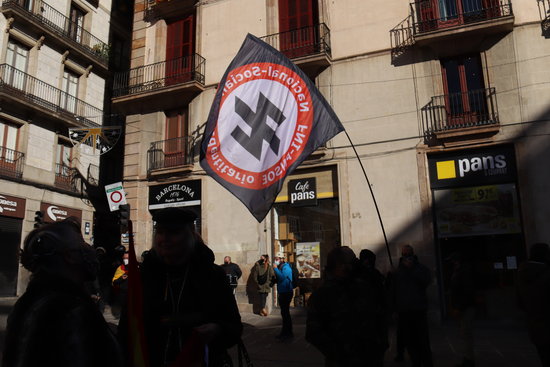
[0,298,542,367]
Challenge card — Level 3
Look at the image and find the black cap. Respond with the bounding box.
[152,208,197,228]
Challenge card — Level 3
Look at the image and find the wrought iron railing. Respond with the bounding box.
[414,0,513,33]
[0,146,24,180]
[55,163,78,192]
[260,23,331,59]
[148,136,193,173]
[422,87,498,135]
[0,64,101,127]
[112,54,206,98]
[1,0,109,64]
[390,0,513,59]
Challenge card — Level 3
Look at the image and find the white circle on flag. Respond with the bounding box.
[217,79,298,173]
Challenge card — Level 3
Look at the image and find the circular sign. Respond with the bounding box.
[110,191,123,203]
[206,62,314,189]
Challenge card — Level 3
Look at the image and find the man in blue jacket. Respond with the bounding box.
[273,256,294,340]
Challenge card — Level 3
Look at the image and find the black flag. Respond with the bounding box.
[200,34,344,222]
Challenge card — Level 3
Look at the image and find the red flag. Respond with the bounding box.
[169,330,205,367]
[126,220,149,367]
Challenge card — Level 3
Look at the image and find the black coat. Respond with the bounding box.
[120,242,242,367]
[2,273,122,367]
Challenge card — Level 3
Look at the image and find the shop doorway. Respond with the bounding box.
[438,233,525,320]
[274,198,340,296]
[0,216,22,296]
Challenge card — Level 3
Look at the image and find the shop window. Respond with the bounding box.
[278,0,319,58]
[60,69,79,114]
[313,221,323,241]
[5,40,29,90]
[164,109,189,168]
[288,215,300,236]
[69,4,85,43]
[441,54,488,127]
[166,13,195,85]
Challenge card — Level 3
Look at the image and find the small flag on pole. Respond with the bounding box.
[200,34,344,222]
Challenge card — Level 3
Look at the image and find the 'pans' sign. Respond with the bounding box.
[288,178,317,207]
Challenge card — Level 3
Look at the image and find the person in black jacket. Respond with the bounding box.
[221,256,242,294]
[391,245,433,367]
[517,243,550,367]
[120,208,242,367]
[3,218,122,367]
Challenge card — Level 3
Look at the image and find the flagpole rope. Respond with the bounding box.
[344,130,394,268]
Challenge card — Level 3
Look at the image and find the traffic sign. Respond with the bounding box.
[105,182,127,211]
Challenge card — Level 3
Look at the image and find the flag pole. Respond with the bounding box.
[344,130,393,268]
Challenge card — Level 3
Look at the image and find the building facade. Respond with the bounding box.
[116,0,550,318]
[0,0,118,296]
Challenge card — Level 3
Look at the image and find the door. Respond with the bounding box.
[166,14,195,86]
[278,0,318,58]
[60,70,79,114]
[5,40,29,91]
[441,55,488,128]
[164,110,188,168]
[55,142,73,190]
[0,216,22,296]
[0,122,20,176]
[68,5,85,43]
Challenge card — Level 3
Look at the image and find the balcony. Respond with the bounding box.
[144,0,197,22]
[55,163,78,192]
[539,0,550,38]
[112,54,205,114]
[421,87,499,145]
[391,0,513,62]
[0,64,101,127]
[147,136,194,177]
[0,0,109,71]
[260,23,332,80]
[0,147,24,180]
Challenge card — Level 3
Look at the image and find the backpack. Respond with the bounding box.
[290,262,300,289]
[257,268,268,285]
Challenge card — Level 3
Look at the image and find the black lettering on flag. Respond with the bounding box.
[231,93,286,161]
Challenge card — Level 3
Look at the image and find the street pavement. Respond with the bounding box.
[0,298,542,367]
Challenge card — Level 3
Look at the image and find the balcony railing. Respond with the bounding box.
[0,147,24,180]
[0,64,101,127]
[414,0,513,33]
[113,54,205,98]
[422,87,498,135]
[391,0,513,60]
[55,163,77,192]
[148,136,193,174]
[1,0,109,64]
[260,23,331,59]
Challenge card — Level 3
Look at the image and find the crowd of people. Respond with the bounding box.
[2,208,549,367]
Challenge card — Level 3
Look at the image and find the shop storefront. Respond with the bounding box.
[273,166,340,297]
[0,194,26,296]
[148,180,202,232]
[428,144,525,319]
[40,202,83,224]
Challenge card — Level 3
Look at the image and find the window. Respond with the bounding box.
[69,4,85,43]
[164,109,189,167]
[60,69,79,113]
[278,0,319,57]
[441,54,488,126]
[166,14,195,85]
[5,40,29,90]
